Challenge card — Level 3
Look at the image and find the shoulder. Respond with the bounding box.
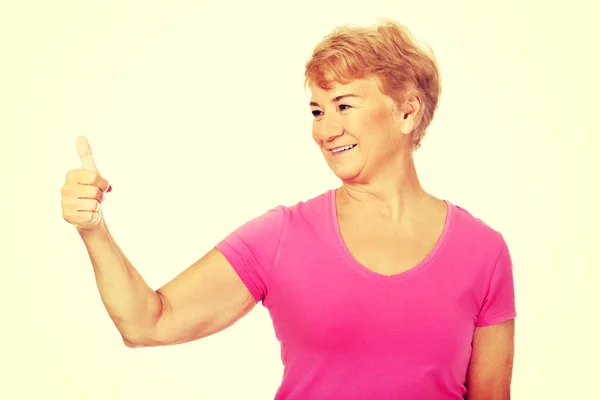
[280,188,333,225]
[445,202,518,326]
[446,200,509,256]
[225,189,331,239]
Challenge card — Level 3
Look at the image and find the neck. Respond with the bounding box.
[337,151,432,221]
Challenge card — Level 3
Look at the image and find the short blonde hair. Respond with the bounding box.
[305,19,441,150]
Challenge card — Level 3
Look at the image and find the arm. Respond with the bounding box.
[66,137,258,348]
[464,319,515,400]
[80,220,256,348]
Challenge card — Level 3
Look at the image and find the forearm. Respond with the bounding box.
[79,219,163,346]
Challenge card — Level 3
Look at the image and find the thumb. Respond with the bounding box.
[76,136,99,172]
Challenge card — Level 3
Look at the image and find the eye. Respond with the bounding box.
[339,104,352,111]
[311,110,323,117]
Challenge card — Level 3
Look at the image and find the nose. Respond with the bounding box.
[314,113,344,142]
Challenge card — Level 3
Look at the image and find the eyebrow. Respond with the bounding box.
[309,94,360,107]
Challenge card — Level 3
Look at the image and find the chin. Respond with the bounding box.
[322,151,365,182]
[329,164,362,182]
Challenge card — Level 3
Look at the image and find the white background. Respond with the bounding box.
[2,0,598,398]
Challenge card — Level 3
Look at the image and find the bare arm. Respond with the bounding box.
[80,220,256,348]
[152,245,257,346]
[465,319,515,399]
[64,137,256,348]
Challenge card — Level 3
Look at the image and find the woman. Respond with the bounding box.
[61,19,516,400]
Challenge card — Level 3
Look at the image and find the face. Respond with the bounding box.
[309,77,418,182]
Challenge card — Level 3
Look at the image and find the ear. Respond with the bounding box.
[398,95,421,135]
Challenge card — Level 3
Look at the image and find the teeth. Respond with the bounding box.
[331,144,355,153]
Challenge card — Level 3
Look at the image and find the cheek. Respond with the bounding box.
[363,107,399,137]
[373,105,394,125]
[311,123,321,144]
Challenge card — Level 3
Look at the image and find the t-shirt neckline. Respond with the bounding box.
[327,188,454,283]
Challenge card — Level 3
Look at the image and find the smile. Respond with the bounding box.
[329,144,357,154]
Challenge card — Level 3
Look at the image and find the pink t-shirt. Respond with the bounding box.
[216,189,516,399]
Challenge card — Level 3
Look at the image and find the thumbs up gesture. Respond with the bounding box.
[61,136,112,231]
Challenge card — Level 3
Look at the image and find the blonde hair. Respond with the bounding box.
[304,19,441,150]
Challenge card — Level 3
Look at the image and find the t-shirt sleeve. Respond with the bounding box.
[475,237,517,327]
[214,206,286,303]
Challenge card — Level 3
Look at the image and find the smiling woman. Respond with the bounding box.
[62,18,516,400]
[306,20,441,151]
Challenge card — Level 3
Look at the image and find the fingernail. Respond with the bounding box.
[106,185,112,193]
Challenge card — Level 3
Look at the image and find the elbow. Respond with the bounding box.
[122,337,144,348]
[121,331,150,348]
[120,324,208,348]
[119,318,168,347]
[119,292,206,348]
[121,291,168,349]
[121,332,163,348]
[119,321,163,349]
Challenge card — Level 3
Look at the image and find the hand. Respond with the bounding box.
[61,136,112,232]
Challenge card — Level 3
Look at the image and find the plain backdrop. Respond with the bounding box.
[1,0,598,399]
